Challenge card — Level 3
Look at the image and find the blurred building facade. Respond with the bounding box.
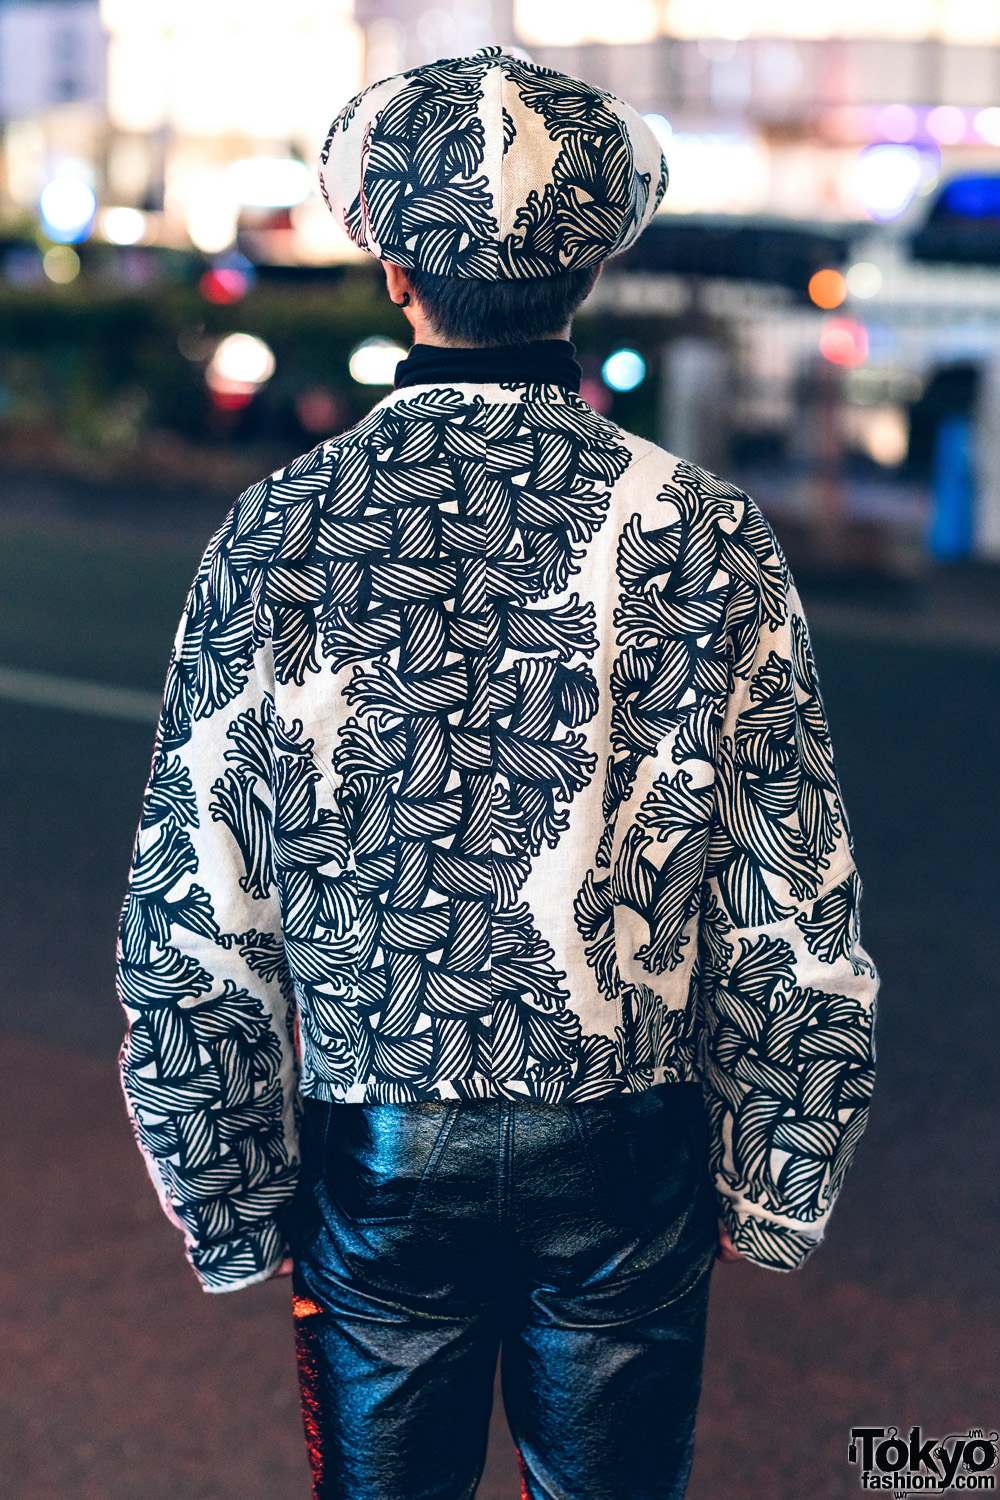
[0,0,104,118]
[3,0,1000,560]
[355,0,515,81]
[4,1,1000,234]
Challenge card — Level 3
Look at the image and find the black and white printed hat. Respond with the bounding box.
[318,46,668,280]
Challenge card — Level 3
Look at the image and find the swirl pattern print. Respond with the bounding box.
[574,461,876,1264]
[318,389,632,1101]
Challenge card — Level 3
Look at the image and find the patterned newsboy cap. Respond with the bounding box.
[318,46,668,280]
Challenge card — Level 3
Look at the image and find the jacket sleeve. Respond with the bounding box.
[696,513,878,1272]
[116,510,300,1293]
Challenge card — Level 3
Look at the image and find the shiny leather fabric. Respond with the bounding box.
[283,1084,719,1500]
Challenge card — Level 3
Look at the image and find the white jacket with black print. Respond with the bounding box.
[117,379,878,1292]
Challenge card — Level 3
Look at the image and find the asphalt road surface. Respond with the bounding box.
[1,473,997,1500]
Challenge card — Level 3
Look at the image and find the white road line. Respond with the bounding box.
[804,605,1000,653]
[0,666,161,724]
[1,602,996,730]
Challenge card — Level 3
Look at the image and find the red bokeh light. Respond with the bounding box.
[819,318,868,367]
[199,268,249,304]
[208,386,254,410]
[295,387,342,434]
[580,377,613,414]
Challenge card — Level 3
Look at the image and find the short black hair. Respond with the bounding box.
[406,265,599,346]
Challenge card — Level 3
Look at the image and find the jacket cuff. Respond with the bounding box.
[721,1201,825,1272]
[189,1217,288,1293]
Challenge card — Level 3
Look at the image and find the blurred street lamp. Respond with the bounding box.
[40,177,97,243]
[602,349,646,391]
[349,337,408,385]
[205,333,276,410]
[181,173,239,254]
[102,207,147,245]
[186,203,239,255]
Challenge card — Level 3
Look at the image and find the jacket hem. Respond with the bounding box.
[720,1196,827,1272]
[198,1257,286,1294]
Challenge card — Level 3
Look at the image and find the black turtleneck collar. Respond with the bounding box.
[393,339,582,393]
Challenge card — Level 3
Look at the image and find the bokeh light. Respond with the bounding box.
[42,245,81,284]
[864,408,908,467]
[200,267,250,304]
[181,175,239,254]
[205,333,276,408]
[4,246,45,285]
[643,113,673,150]
[926,105,966,144]
[210,333,275,386]
[852,144,925,221]
[875,103,917,142]
[102,206,147,245]
[973,106,1000,146]
[602,349,646,391]
[580,378,613,414]
[349,337,408,386]
[296,387,343,434]
[819,318,868,367]
[808,269,847,309]
[846,261,883,299]
[39,177,97,243]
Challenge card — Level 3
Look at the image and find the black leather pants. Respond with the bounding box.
[283,1084,719,1500]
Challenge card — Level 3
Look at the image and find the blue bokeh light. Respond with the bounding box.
[40,177,97,243]
[602,348,646,392]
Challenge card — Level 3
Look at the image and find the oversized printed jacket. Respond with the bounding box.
[117,376,878,1291]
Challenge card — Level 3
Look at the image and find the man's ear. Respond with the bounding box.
[382,260,422,336]
[382,260,414,309]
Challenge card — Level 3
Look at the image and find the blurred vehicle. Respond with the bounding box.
[912,175,1000,267]
[6,175,1000,570]
[593,191,1000,574]
[620,214,852,296]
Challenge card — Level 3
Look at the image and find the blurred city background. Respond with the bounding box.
[0,3,998,1499]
